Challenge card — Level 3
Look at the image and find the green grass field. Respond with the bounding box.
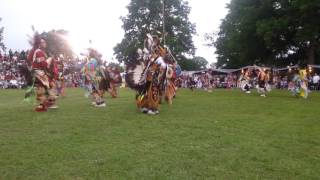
[0,88,319,179]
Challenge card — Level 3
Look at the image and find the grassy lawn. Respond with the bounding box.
[0,88,319,179]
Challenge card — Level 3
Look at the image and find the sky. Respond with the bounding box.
[0,0,230,63]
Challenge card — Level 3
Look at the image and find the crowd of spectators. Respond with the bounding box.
[176,70,320,91]
[273,73,320,90]
[0,51,27,89]
[0,50,83,89]
[176,73,238,90]
[2,50,320,92]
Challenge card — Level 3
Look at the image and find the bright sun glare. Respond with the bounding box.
[68,33,91,56]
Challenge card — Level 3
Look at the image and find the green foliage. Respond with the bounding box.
[114,0,196,64]
[0,88,320,179]
[108,62,125,73]
[19,50,27,60]
[8,49,13,58]
[211,0,320,68]
[179,56,208,71]
[40,30,74,59]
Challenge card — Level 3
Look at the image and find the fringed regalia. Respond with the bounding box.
[26,36,58,112]
[139,59,163,113]
[126,34,169,115]
[292,69,309,99]
[160,48,179,104]
[163,64,177,105]
[104,67,122,98]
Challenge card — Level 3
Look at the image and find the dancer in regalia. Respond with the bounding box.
[26,33,58,112]
[239,69,251,94]
[126,34,167,115]
[56,56,66,97]
[163,63,176,105]
[97,65,122,99]
[256,68,270,97]
[161,48,178,105]
[291,67,309,99]
[81,48,106,107]
[106,66,122,98]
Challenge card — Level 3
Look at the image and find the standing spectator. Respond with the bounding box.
[313,73,320,90]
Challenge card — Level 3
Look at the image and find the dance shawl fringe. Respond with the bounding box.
[24,70,36,103]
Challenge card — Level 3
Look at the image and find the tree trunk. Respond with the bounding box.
[307,43,315,65]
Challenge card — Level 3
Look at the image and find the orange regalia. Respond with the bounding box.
[162,48,179,104]
[126,34,169,115]
[137,61,162,113]
[162,63,177,105]
[103,67,122,98]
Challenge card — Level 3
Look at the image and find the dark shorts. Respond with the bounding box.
[258,80,266,88]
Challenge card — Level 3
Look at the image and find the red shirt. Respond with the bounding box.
[28,48,48,70]
[51,59,59,80]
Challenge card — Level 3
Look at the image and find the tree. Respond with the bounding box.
[19,50,27,60]
[40,29,74,59]
[289,0,319,65]
[179,56,208,71]
[210,0,320,68]
[192,56,208,70]
[256,0,320,65]
[114,0,196,65]
[108,62,125,73]
[9,49,13,58]
[210,62,217,69]
[0,18,5,52]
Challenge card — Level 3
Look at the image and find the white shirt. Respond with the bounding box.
[313,75,320,84]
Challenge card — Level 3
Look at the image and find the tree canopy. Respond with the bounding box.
[114,0,196,67]
[210,0,320,68]
[179,56,208,71]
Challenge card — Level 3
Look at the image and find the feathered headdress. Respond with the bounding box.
[27,26,43,49]
[125,57,147,92]
[125,33,169,92]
